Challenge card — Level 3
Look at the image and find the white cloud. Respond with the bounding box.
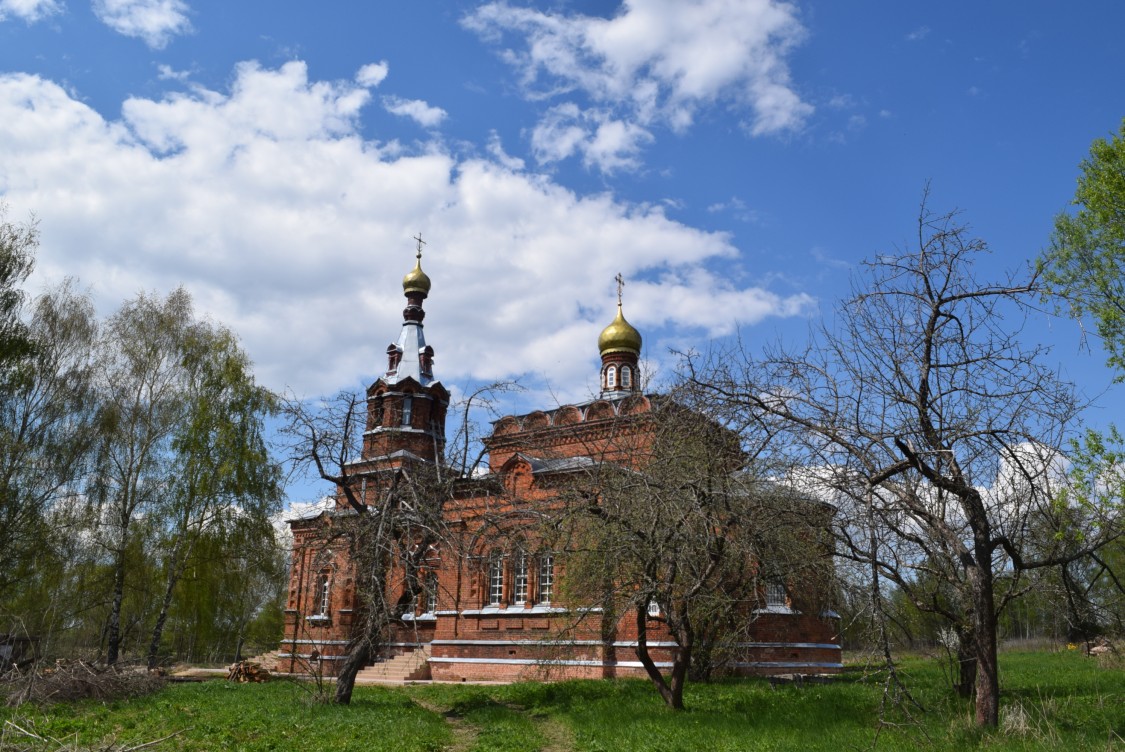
[0,0,61,23]
[905,26,930,42]
[383,95,447,127]
[464,0,811,172]
[529,103,652,172]
[0,61,813,405]
[92,0,191,49]
[356,61,389,88]
[156,63,190,82]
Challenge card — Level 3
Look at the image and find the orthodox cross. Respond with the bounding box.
[615,272,625,306]
[414,232,426,260]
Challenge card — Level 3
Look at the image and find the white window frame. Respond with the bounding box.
[488,553,504,606]
[620,365,632,388]
[538,554,554,604]
[605,365,617,389]
[317,573,331,616]
[647,598,660,617]
[402,395,414,426]
[426,573,438,613]
[765,579,788,609]
[513,551,529,605]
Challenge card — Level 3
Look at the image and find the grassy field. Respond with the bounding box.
[1,651,1122,751]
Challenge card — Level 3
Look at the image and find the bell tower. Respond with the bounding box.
[363,235,448,464]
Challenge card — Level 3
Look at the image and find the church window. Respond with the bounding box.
[402,396,413,426]
[426,573,438,613]
[420,571,436,612]
[620,365,632,388]
[538,554,554,604]
[316,572,331,616]
[647,598,660,617]
[513,551,529,605]
[605,365,617,389]
[766,579,788,609]
[488,552,504,606]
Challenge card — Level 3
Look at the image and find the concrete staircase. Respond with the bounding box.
[354,645,432,684]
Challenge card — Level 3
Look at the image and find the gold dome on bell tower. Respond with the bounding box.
[598,273,642,356]
[402,234,431,296]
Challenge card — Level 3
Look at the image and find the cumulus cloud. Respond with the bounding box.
[382,95,447,127]
[356,61,389,87]
[92,0,191,49]
[0,60,812,403]
[0,0,61,23]
[464,0,812,171]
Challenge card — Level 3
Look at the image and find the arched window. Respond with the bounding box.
[765,579,788,609]
[620,365,632,389]
[647,598,660,617]
[537,554,554,604]
[513,551,529,605]
[605,365,617,389]
[488,552,504,606]
[316,572,331,616]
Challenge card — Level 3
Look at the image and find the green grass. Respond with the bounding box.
[2,651,1122,751]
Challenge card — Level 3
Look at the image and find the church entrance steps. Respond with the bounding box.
[243,650,282,672]
[355,645,432,684]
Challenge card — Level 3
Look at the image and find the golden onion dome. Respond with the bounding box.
[598,304,642,355]
[402,255,431,296]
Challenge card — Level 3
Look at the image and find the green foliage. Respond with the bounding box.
[1045,118,1125,376]
[3,652,1121,751]
[0,203,37,375]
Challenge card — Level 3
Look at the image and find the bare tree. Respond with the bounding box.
[278,383,512,704]
[554,397,831,710]
[686,199,1120,726]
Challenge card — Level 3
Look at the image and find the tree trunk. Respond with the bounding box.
[633,606,676,708]
[954,629,977,699]
[105,549,127,665]
[668,641,690,710]
[335,634,371,705]
[970,538,1000,727]
[146,541,185,670]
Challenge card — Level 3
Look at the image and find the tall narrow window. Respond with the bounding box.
[620,365,632,389]
[605,365,617,389]
[647,598,660,617]
[537,554,554,604]
[402,396,413,426]
[316,573,330,616]
[488,552,504,606]
[426,572,438,613]
[513,551,529,605]
[765,579,788,609]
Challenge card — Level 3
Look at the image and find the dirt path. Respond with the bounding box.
[534,715,576,752]
[411,697,479,752]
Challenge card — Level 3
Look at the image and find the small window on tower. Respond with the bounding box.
[620,365,632,388]
[605,365,617,389]
[402,396,413,426]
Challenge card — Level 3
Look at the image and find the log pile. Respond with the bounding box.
[226,661,270,683]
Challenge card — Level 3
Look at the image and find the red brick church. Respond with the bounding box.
[280,244,841,681]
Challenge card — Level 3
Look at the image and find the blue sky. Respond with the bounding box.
[2,0,1125,499]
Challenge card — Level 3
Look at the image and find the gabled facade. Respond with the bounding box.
[280,247,842,681]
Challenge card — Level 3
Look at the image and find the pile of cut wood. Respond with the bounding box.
[226,661,270,683]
